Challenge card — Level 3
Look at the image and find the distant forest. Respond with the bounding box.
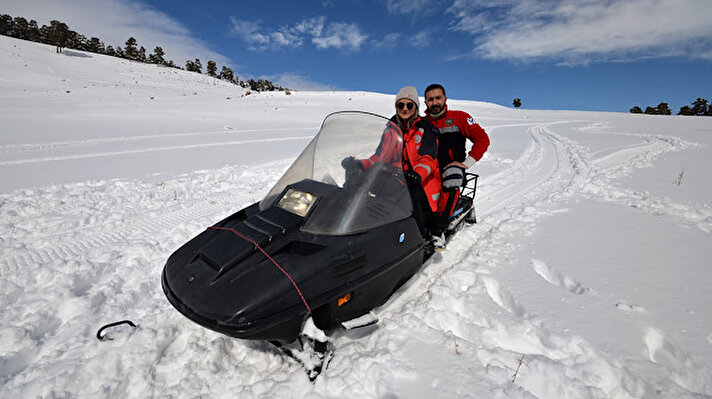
[0,13,286,92]
[630,98,711,116]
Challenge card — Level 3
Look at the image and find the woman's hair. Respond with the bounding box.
[397,112,419,131]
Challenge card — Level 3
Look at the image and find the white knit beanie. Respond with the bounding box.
[395,86,419,110]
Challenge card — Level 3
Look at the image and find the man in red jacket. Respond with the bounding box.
[424,83,490,225]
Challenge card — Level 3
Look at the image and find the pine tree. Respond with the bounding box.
[219,66,234,82]
[679,98,712,116]
[678,106,695,116]
[0,14,13,36]
[38,24,51,44]
[692,98,709,115]
[124,37,138,60]
[149,46,165,65]
[207,61,217,77]
[656,102,671,115]
[12,17,29,39]
[67,32,88,51]
[138,46,147,62]
[27,20,40,41]
[48,20,69,53]
[105,45,116,56]
[190,58,202,73]
[186,59,204,73]
[513,98,521,108]
[88,37,104,53]
[630,106,643,114]
[644,103,671,115]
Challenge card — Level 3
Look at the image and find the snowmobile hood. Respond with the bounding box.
[162,205,314,335]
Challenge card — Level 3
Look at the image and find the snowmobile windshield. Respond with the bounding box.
[261,111,413,235]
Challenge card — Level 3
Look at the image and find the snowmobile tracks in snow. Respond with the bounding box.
[0,127,317,157]
[0,164,283,273]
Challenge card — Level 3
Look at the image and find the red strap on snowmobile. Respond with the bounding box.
[208,226,313,315]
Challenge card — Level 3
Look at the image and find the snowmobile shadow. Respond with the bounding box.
[427,252,444,264]
[244,339,274,354]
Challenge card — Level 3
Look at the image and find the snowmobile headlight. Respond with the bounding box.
[277,189,317,217]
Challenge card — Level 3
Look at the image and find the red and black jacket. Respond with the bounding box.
[425,106,490,167]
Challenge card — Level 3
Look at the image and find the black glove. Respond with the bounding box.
[404,169,421,184]
[341,156,362,171]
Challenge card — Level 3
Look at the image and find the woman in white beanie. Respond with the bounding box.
[343,86,443,244]
[391,86,442,244]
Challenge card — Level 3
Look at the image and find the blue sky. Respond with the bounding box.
[4,0,712,112]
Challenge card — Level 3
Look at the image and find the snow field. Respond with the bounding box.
[2,35,712,398]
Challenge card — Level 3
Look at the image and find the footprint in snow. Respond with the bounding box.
[531,258,590,295]
[644,328,687,370]
[481,276,527,318]
[645,328,712,394]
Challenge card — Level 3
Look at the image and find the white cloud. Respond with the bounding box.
[228,19,270,49]
[372,31,430,51]
[294,17,325,37]
[372,33,402,51]
[384,0,450,16]
[448,0,712,63]
[385,0,432,15]
[229,16,367,52]
[413,31,430,47]
[2,0,230,67]
[228,18,313,51]
[268,72,339,91]
[312,23,367,51]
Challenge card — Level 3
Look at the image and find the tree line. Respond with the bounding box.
[630,98,711,116]
[0,13,286,92]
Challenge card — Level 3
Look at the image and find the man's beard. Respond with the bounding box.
[428,104,443,115]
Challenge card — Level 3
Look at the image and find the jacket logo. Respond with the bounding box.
[414,135,422,144]
[446,118,454,125]
[467,117,475,125]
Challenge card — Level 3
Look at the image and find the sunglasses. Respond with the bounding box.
[396,101,415,110]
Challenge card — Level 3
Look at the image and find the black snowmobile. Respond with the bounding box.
[161,111,478,379]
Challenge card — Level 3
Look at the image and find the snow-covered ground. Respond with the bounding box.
[2,35,712,398]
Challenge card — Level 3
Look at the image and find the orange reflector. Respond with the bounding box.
[337,293,352,307]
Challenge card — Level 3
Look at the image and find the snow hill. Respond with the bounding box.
[2,34,712,398]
